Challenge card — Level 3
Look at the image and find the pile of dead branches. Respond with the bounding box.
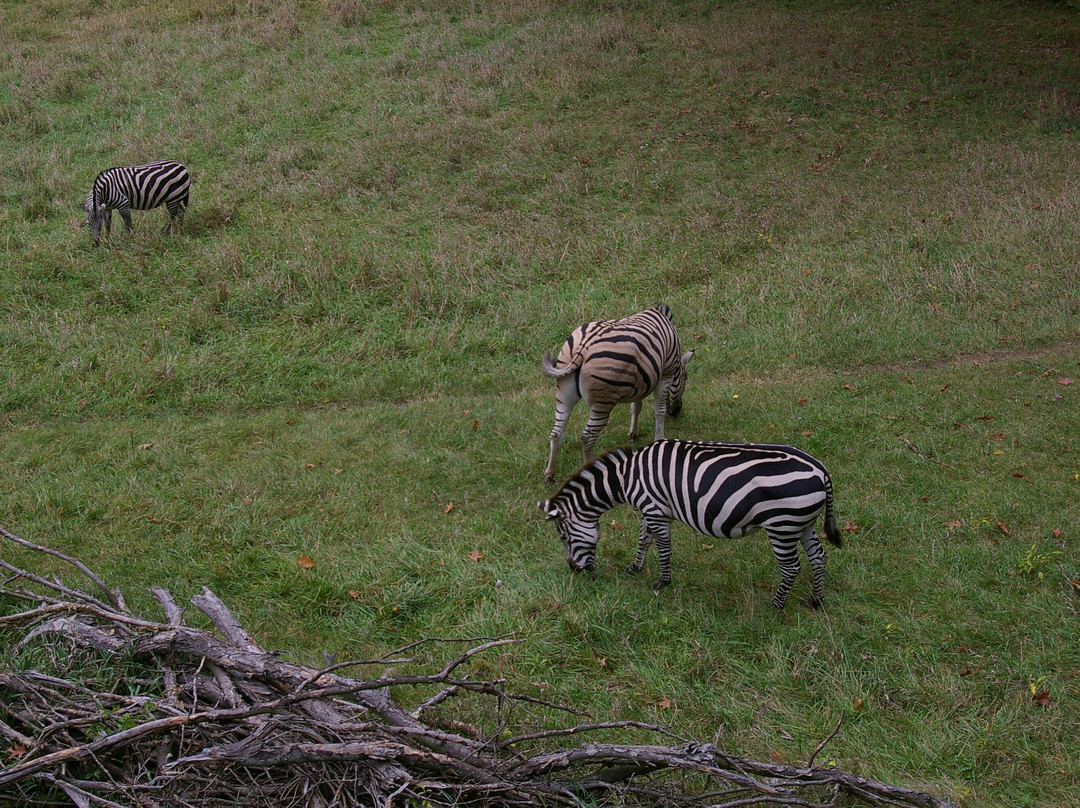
[0,525,955,808]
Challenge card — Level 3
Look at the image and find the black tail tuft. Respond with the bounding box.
[823,491,842,548]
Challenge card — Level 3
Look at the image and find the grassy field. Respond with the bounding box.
[2,0,1079,804]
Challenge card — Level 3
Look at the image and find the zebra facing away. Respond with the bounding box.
[542,304,693,482]
[538,439,843,610]
[83,160,190,245]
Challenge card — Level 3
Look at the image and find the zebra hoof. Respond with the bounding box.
[805,598,825,611]
[623,565,642,577]
[651,579,670,592]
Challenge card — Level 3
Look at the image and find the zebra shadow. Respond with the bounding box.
[182,203,240,237]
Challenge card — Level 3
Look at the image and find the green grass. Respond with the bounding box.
[1,1,1079,805]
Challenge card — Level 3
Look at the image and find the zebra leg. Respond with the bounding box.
[544,378,580,482]
[624,520,653,576]
[799,527,829,609]
[767,532,802,610]
[628,400,642,440]
[652,378,671,439]
[104,209,112,236]
[580,402,615,464]
[119,203,133,232]
[164,199,186,234]
[649,518,674,591]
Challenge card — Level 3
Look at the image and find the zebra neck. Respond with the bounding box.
[585,450,630,510]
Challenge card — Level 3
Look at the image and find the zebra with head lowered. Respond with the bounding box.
[83,160,190,245]
[539,439,843,610]
[542,304,693,482]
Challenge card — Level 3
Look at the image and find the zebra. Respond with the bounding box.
[542,304,693,482]
[538,439,843,610]
[83,160,190,245]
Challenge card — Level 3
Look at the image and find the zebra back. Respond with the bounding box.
[546,305,688,406]
[91,160,190,212]
[624,440,839,543]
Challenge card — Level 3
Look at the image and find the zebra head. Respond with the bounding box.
[539,500,599,573]
[665,350,694,417]
[84,193,106,244]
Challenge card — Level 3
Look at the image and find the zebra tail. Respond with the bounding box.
[542,353,579,380]
[823,483,842,548]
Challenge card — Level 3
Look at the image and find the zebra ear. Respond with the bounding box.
[682,349,694,365]
[537,501,560,520]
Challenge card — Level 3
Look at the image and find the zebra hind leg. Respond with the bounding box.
[799,527,828,609]
[767,533,802,610]
[164,199,187,235]
[580,402,615,464]
[624,521,653,576]
[544,377,580,482]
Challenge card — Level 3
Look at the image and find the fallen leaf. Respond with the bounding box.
[976,415,996,421]
[1058,378,1074,386]
[656,696,673,710]
[472,419,479,431]
[960,667,978,677]
[992,432,1005,441]
[610,520,623,530]
[853,696,864,711]
[843,383,855,390]
[297,554,315,570]
[946,520,963,529]
[797,397,809,406]
[5,742,26,761]
[332,468,343,475]
[843,520,859,533]
[468,550,484,562]
[348,590,361,599]
[995,520,1011,536]
[596,657,608,668]
[802,430,814,436]
[1033,690,1051,708]
[445,502,455,514]
[1067,579,1080,592]
[1052,528,1063,538]
[304,463,315,469]
[136,442,154,450]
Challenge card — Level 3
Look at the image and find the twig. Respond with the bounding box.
[0,524,124,611]
[899,437,954,470]
[806,713,843,769]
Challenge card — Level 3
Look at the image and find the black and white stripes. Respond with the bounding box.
[539,439,842,609]
[83,160,190,245]
[542,304,693,482]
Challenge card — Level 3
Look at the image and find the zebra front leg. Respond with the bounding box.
[119,203,134,232]
[544,378,580,482]
[799,527,829,609]
[580,403,615,464]
[768,533,802,610]
[624,520,652,576]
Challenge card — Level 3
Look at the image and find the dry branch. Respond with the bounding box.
[0,525,958,808]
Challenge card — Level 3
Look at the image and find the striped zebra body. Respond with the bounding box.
[83,160,190,244]
[539,439,843,609]
[542,305,693,482]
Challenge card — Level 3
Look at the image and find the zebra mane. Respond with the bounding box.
[553,446,633,500]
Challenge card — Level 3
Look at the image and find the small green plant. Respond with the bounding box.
[1017,544,1063,579]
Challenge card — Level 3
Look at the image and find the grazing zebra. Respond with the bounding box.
[542,304,693,482]
[538,439,843,609]
[83,160,190,245]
